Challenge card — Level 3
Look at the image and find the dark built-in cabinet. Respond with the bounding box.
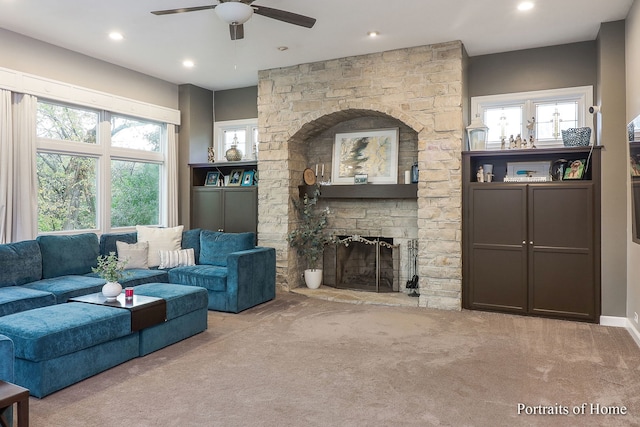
[462,147,601,322]
[190,161,257,234]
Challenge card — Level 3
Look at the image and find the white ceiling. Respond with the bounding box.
[0,0,634,91]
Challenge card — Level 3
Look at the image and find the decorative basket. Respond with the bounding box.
[561,127,591,147]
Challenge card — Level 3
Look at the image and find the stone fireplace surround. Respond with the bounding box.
[256,41,465,311]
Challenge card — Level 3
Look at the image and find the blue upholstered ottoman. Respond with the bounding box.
[133,283,208,356]
[0,303,139,398]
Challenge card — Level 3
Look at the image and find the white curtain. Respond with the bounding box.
[0,90,13,243]
[166,124,179,227]
[0,91,37,243]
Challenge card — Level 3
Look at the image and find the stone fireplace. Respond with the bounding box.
[256,41,466,311]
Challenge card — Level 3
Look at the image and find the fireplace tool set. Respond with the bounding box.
[405,239,419,297]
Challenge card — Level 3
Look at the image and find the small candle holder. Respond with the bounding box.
[125,287,134,301]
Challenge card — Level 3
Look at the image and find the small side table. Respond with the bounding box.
[0,381,29,427]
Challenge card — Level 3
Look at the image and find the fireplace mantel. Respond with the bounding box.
[298,184,417,199]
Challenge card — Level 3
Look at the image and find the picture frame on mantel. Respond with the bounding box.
[331,128,399,184]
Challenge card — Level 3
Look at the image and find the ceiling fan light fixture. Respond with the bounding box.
[215,2,254,25]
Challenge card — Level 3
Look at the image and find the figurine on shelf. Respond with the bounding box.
[526,117,536,134]
[500,136,506,150]
[529,135,536,149]
[509,135,516,149]
[477,166,484,183]
[207,147,215,163]
[515,134,522,149]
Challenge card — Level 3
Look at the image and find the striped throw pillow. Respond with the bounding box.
[158,248,195,269]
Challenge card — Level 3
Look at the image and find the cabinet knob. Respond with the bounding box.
[218,228,224,232]
[522,241,526,245]
[529,241,533,245]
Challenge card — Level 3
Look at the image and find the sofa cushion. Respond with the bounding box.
[0,287,55,317]
[21,275,105,303]
[136,225,183,268]
[37,233,100,279]
[99,232,137,256]
[134,283,208,320]
[199,231,255,267]
[116,269,169,287]
[181,228,201,261]
[168,265,228,292]
[0,303,131,362]
[116,241,149,269]
[0,240,42,287]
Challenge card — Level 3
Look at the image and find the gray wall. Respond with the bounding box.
[214,86,258,121]
[468,41,597,97]
[597,21,628,318]
[627,0,640,332]
[0,28,178,109]
[178,84,214,228]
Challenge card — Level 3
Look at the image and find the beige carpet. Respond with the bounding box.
[27,291,640,427]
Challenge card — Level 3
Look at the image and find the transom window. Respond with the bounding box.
[214,118,258,161]
[36,100,166,234]
[471,86,593,150]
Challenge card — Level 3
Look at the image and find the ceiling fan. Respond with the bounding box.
[151,0,316,40]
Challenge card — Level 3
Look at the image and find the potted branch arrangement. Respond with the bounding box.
[92,252,127,301]
[287,187,332,289]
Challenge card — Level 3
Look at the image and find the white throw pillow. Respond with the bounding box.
[136,225,184,268]
[158,248,195,269]
[116,241,149,269]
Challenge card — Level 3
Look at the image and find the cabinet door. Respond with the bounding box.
[223,187,257,234]
[466,185,528,313]
[528,184,595,320]
[191,187,224,232]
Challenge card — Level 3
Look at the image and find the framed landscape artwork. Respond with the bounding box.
[331,128,399,184]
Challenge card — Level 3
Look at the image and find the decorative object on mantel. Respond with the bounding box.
[92,252,127,301]
[207,147,215,163]
[303,168,316,185]
[287,187,332,289]
[411,162,419,183]
[225,134,243,161]
[466,114,488,151]
[354,174,368,184]
[332,128,399,184]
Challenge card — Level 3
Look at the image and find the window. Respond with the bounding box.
[214,118,258,161]
[471,86,593,150]
[36,101,166,234]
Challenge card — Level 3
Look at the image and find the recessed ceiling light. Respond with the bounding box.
[367,31,379,38]
[277,46,288,51]
[517,1,534,11]
[183,60,195,68]
[108,32,124,41]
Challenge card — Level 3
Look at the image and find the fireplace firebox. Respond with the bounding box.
[330,235,399,293]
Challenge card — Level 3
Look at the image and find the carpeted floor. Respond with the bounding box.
[28,291,640,427]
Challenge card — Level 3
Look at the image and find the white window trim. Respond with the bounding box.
[471,86,595,148]
[213,118,258,162]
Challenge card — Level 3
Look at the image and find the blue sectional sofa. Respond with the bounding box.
[0,334,14,425]
[0,228,276,398]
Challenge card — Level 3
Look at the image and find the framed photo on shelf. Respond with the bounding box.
[228,169,244,186]
[241,170,255,186]
[204,171,221,186]
[332,128,399,184]
[564,159,586,180]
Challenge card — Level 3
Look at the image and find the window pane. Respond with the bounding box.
[37,102,98,143]
[111,160,160,227]
[484,106,522,148]
[111,116,162,152]
[535,102,578,141]
[37,153,97,232]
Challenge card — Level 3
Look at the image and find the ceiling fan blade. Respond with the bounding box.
[151,5,216,16]
[252,5,316,28]
[230,24,245,40]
